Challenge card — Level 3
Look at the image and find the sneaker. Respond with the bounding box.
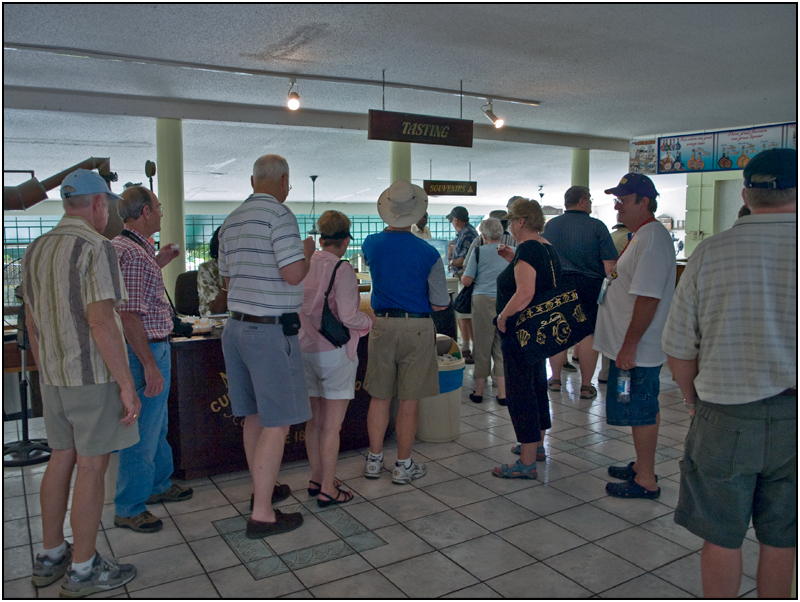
[31,542,73,587]
[392,461,427,484]
[60,553,136,599]
[145,483,193,504]
[364,455,383,479]
[114,510,163,533]
[562,361,578,372]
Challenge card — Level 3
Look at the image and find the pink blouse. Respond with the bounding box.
[299,250,373,361]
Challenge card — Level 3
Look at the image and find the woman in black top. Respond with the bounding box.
[493,198,561,479]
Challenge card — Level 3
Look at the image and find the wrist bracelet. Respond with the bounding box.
[684,400,696,407]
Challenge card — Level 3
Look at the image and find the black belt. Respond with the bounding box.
[148,337,168,344]
[374,309,432,319]
[229,311,279,324]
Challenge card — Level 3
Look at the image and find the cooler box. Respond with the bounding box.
[417,358,465,443]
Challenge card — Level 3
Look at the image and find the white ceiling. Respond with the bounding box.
[3,3,797,213]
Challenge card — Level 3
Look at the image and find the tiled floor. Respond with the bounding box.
[4,361,763,598]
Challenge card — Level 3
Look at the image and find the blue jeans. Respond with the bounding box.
[115,341,174,517]
[605,360,661,427]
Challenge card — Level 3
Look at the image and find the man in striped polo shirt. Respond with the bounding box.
[22,169,139,597]
[219,154,315,539]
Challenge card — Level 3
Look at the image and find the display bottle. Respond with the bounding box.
[617,369,631,403]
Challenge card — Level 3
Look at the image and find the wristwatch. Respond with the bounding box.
[683,399,696,408]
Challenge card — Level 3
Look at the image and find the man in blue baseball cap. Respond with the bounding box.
[663,148,796,597]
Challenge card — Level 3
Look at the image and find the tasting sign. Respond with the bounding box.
[423,180,478,196]
[368,110,474,148]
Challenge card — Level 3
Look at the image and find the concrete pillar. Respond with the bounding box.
[390,141,412,184]
[156,118,186,300]
[571,148,590,187]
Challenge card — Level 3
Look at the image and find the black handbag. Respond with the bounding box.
[453,247,479,313]
[318,260,351,347]
[507,250,591,362]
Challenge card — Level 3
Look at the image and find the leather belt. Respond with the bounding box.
[780,388,797,396]
[374,309,432,319]
[148,337,168,344]
[229,311,279,324]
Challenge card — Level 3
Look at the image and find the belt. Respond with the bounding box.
[780,388,797,396]
[229,311,279,324]
[148,337,168,344]
[374,309,432,319]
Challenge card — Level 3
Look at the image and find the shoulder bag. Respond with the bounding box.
[453,246,479,314]
[318,260,351,348]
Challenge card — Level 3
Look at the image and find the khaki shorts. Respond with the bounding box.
[364,316,439,400]
[41,382,140,457]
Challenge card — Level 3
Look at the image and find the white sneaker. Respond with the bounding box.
[392,461,427,484]
[364,455,383,479]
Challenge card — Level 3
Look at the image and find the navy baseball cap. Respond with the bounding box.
[744,148,797,190]
[60,169,122,201]
[604,173,659,199]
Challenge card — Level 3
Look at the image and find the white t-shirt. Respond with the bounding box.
[593,221,676,367]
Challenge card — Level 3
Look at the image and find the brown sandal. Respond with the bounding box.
[580,385,597,400]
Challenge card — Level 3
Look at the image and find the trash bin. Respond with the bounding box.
[417,358,465,443]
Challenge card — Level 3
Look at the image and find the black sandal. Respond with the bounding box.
[469,392,483,404]
[317,486,354,508]
[308,478,342,496]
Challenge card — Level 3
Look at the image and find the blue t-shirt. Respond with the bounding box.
[463,243,509,297]
[543,210,617,280]
[362,230,446,314]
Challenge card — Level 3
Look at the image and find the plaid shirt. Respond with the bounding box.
[112,228,172,340]
[450,223,478,275]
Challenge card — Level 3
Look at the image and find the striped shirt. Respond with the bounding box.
[20,215,128,386]
[662,213,797,404]
[218,193,306,315]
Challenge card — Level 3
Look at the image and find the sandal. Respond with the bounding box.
[469,392,483,404]
[580,385,598,400]
[492,459,537,480]
[511,444,547,462]
[547,378,561,392]
[308,478,342,496]
[317,486,354,508]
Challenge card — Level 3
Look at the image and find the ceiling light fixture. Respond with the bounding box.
[482,100,504,128]
[287,78,300,110]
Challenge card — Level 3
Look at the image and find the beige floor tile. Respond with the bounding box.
[292,552,373,588]
[162,485,231,517]
[359,524,434,568]
[171,504,239,541]
[466,469,542,495]
[309,568,405,598]
[4,477,25,499]
[404,509,488,548]
[342,501,397,530]
[543,542,645,593]
[548,450,604,472]
[504,483,583,516]
[106,517,184,557]
[412,440,471,461]
[436,451,499,477]
[409,462,461,487]
[5,495,28,522]
[3,576,37,598]
[263,512,339,555]
[547,472,609,502]
[590,494,674,525]
[129,574,220,598]
[558,410,606,427]
[379,550,478,597]
[3,517,30,549]
[496,517,588,560]
[457,496,537,532]
[442,582,502,598]
[421,477,495,508]
[547,504,633,541]
[549,426,595,441]
[599,571,694,598]
[441,533,535,581]
[483,424,518,441]
[653,477,681,508]
[455,430,512,451]
[4,545,32,582]
[121,543,204,592]
[658,423,690,442]
[536,458,582,483]
[189,535,242,572]
[477,443,521,464]
[583,439,637,462]
[209,469,250,484]
[344,475,405,501]
[371,489,448,523]
[485,562,592,598]
[595,526,694,571]
[215,476,251,505]
[209,564,304,598]
[639,514,705,551]
[653,552,756,597]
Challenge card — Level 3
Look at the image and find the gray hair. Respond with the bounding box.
[479,217,504,241]
[744,176,796,209]
[564,185,589,207]
[117,186,153,222]
[61,186,97,210]
[253,154,289,183]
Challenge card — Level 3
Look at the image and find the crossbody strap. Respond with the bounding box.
[120,229,179,317]
[325,260,348,298]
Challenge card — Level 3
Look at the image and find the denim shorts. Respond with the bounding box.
[674,394,797,549]
[605,361,661,426]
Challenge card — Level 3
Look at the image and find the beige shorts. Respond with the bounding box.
[364,316,439,400]
[41,382,140,457]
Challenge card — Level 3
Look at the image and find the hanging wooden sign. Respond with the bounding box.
[423,180,477,196]
[368,110,473,148]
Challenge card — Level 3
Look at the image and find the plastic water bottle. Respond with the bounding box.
[617,369,631,403]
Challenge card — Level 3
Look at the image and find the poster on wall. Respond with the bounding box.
[628,139,657,175]
[655,122,795,175]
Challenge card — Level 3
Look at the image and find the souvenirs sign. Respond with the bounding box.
[368,109,473,148]
[423,180,477,196]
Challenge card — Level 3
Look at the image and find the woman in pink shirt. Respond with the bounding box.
[299,211,375,507]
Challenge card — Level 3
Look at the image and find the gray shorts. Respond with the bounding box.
[221,318,312,428]
[674,393,797,549]
[41,382,140,457]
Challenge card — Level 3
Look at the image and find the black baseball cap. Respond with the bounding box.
[744,148,797,190]
[446,206,469,221]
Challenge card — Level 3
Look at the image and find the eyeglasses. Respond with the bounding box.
[614,195,636,205]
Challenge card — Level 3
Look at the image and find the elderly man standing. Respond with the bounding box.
[363,180,450,484]
[447,205,479,363]
[663,149,797,598]
[594,173,676,499]
[112,186,193,533]
[543,186,617,399]
[219,154,315,538]
[23,169,139,597]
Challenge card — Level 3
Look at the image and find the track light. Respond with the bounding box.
[287,78,300,110]
[482,100,504,128]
